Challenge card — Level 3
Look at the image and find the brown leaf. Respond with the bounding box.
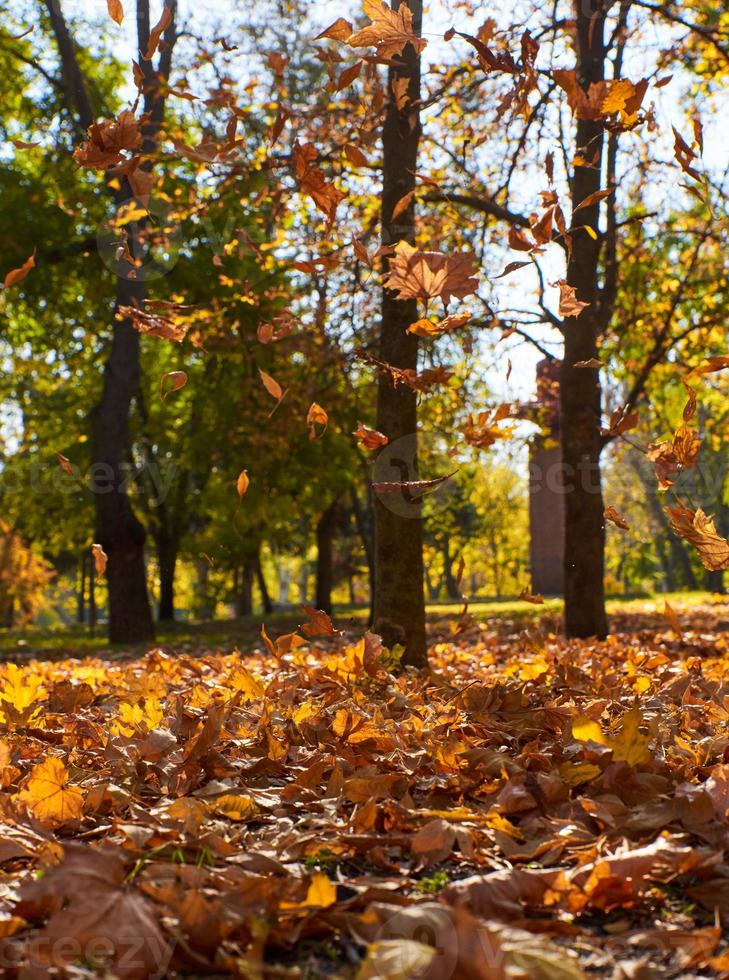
[353,422,389,451]
[160,370,187,400]
[259,368,284,401]
[300,605,338,637]
[315,17,354,42]
[519,589,544,605]
[292,141,344,223]
[91,543,108,576]
[343,142,368,167]
[666,505,729,572]
[73,110,142,170]
[383,241,478,304]
[663,601,682,638]
[306,402,328,440]
[347,0,427,59]
[55,453,74,476]
[391,190,415,220]
[407,312,471,337]
[372,470,457,498]
[236,470,250,500]
[604,506,630,530]
[106,0,124,24]
[555,280,589,318]
[3,252,35,288]
[144,5,172,60]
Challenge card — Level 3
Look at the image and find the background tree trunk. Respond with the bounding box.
[372,0,427,666]
[560,0,609,639]
[157,530,177,622]
[256,550,273,614]
[77,553,87,625]
[316,499,340,614]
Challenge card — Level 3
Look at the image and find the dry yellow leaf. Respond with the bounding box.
[19,757,85,827]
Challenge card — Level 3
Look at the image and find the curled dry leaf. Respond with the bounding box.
[144,5,172,60]
[314,17,354,42]
[91,544,108,576]
[299,604,338,637]
[236,470,250,500]
[666,505,729,572]
[574,358,602,369]
[372,470,457,498]
[519,589,544,604]
[353,422,389,451]
[604,506,630,530]
[383,241,479,304]
[55,453,74,476]
[73,110,141,170]
[3,252,35,289]
[407,311,472,338]
[306,402,328,440]
[600,406,638,438]
[160,370,187,400]
[663,601,682,638]
[555,280,589,318]
[292,141,344,223]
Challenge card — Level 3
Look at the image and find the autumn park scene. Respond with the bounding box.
[2,0,729,976]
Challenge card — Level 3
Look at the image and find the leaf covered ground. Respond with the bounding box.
[1,600,729,978]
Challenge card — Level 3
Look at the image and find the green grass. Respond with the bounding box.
[0,590,725,660]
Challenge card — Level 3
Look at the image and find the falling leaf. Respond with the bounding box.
[160,370,187,400]
[3,252,35,289]
[604,506,629,530]
[347,0,427,59]
[91,544,108,576]
[344,142,368,167]
[18,757,85,827]
[55,453,74,476]
[236,470,250,500]
[144,5,172,60]
[600,407,638,438]
[391,190,415,220]
[259,368,284,401]
[574,358,602,369]
[666,505,729,572]
[314,17,353,42]
[555,280,589,318]
[519,589,544,604]
[383,241,478,304]
[73,110,142,170]
[300,605,338,637]
[372,470,457,498]
[353,422,389,450]
[407,312,471,337]
[306,402,328,440]
[106,0,124,24]
[292,141,345,223]
[663,601,682,638]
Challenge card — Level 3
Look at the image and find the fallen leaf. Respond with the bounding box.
[18,757,85,827]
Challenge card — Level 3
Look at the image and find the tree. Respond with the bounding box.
[372,0,427,666]
[44,0,179,642]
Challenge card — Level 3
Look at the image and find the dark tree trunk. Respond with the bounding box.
[442,535,460,600]
[91,273,155,643]
[46,0,177,645]
[89,554,97,629]
[77,553,87,625]
[256,551,273,614]
[352,489,375,622]
[236,559,255,617]
[372,0,427,666]
[195,559,214,620]
[316,499,340,614]
[157,531,177,621]
[560,0,608,639]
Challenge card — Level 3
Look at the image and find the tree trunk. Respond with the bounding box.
[91,272,155,643]
[89,553,97,629]
[195,559,214,620]
[442,534,460,600]
[316,499,340,614]
[77,553,87,625]
[256,551,273,614]
[46,0,177,645]
[372,0,427,666]
[236,559,255,617]
[157,530,177,621]
[560,0,608,639]
[352,488,375,622]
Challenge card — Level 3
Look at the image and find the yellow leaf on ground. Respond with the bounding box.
[19,757,85,827]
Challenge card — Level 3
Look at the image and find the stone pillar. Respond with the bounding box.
[529,359,564,596]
